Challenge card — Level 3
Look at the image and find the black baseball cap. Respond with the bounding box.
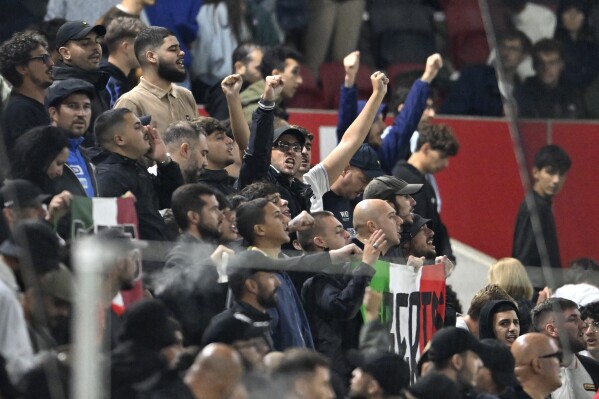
[409,372,460,399]
[202,312,270,347]
[479,339,520,389]
[0,179,50,209]
[56,21,106,49]
[428,327,484,361]
[0,220,60,274]
[349,144,384,179]
[273,126,306,146]
[226,250,281,287]
[45,78,95,109]
[349,350,410,395]
[400,214,431,242]
[363,175,422,200]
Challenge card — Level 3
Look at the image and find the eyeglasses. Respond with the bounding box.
[273,141,302,153]
[585,321,599,332]
[538,351,563,363]
[27,54,52,64]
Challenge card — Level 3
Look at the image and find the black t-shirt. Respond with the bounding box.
[0,93,50,153]
[322,190,355,237]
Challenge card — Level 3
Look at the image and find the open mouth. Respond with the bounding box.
[506,335,517,343]
[176,58,184,67]
[284,158,295,168]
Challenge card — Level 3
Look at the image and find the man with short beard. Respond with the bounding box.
[46,79,98,198]
[53,21,110,145]
[0,31,53,153]
[93,108,183,241]
[163,121,209,184]
[531,297,599,398]
[154,183,233,345]
[114,26,198,136]
[400,214,436,260]
[363,176,422,227]
[201,250,283,369]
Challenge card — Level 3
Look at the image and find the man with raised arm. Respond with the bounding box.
[337,51,443,174]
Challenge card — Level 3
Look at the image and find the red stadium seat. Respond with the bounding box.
[319,62,374,109]
[287,64,326,109]
[440,0,490,69]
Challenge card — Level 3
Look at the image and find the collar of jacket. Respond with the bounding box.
[53,61,110,90]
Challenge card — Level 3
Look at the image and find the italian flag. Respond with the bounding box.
[70,196,144,309]
[70,196,139,239]
[367,260,446,381]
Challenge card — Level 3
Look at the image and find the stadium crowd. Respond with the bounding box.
[0,0,598,398]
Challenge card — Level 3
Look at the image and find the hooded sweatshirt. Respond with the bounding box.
[478,300,521,341]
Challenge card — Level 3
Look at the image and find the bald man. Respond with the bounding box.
[511,333,562,399]
[531,297,599,398]
[184,343,247,399]
[353,199,404,263]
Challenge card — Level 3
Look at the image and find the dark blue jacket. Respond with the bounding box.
[144,0,202,69]
[337,80,431,174]
[440,65,504,117]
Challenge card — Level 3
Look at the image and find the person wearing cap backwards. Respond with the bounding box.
[426,327,484,398]
[53,21,110,145]
[348,350,410,399]
[114,26,199,137]
[475,339,522,398]
[511,333,562,399]
[530,297,599,398]
[0,31,53,153]
[46,78,98,198]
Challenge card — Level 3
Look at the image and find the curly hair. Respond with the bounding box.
[0,31,48,87]
[415,123,459,156]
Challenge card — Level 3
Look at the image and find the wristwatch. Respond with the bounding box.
[159,153,172,166]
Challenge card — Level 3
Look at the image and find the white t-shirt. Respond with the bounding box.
[303,163,330,213]
[551,356,595,399]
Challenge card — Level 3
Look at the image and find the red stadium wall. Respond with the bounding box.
[286,110,599,266]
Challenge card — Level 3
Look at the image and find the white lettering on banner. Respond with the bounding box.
[388,263,446,383]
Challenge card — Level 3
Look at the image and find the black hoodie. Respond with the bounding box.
[478,300,521,341]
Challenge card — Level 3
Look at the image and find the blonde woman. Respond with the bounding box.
[488,257,551,334]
